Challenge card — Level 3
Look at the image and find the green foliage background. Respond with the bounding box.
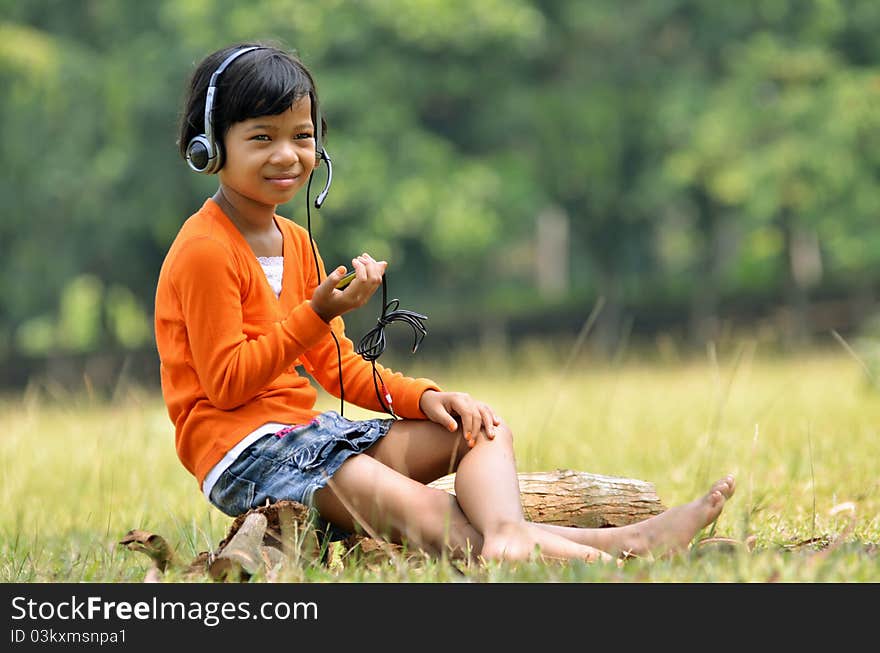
[2,0,880,383]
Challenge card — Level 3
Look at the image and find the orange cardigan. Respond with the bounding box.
[154,199,440,487]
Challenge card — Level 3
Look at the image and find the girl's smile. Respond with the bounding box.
[265,173,301,189]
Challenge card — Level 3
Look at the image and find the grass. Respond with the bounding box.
[1,341,878,583]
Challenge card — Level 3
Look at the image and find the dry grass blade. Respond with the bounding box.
[831,329,877,386]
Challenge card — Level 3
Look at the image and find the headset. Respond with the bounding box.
[185,45,333,210]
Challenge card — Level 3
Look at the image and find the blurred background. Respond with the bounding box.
[2,0,880,394]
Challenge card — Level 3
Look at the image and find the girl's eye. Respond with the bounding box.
[251,134,270,142]
[296,133,314,140]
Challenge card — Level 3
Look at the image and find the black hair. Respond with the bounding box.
[177,41,326,167]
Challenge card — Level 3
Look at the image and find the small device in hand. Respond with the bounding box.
[335,270,356,290]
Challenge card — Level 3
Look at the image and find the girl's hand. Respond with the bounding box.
[419,390,502,448]
[310,253,387,323]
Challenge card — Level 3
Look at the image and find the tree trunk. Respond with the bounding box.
[780,209,821,346]
[689,188,727,346]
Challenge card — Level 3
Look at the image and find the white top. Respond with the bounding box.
[256,256,284,297]
[201,256,288,500]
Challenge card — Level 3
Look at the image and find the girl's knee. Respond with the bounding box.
[496,420,514,443]
[455,419,515,460]
[478,419,513,448]
[452,420,515,465]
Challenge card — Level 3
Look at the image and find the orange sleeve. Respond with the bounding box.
[169,236,331,410]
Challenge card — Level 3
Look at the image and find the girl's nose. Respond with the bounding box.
[269,140,299,166]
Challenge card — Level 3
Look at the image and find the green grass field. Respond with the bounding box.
[2,344,878,582]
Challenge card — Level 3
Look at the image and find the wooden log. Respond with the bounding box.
[428,469,665,528]
[208,512,269,582]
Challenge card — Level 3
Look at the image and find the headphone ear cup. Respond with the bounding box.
[186,134,217,173]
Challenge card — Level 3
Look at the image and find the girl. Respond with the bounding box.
[155,41,735,564]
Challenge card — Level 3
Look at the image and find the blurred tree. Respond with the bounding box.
[661,0,880,344]
[1,0,879,386]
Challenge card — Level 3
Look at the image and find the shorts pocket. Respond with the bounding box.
[209,469,256,517]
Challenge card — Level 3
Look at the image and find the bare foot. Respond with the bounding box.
[481,522,614,564]
[618,475,736,558]
[480,524,540,562]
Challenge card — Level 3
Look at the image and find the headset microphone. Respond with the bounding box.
[311,87,332,208]
[313,148,333,208]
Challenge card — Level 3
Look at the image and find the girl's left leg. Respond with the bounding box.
[367,418,736,561]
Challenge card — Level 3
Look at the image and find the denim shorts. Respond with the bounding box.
[208,411,395,523]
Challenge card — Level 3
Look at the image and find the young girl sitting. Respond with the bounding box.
[155,41,735,564]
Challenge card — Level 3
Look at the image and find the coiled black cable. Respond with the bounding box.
[355,278,428,418]
[356,279,428,361]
